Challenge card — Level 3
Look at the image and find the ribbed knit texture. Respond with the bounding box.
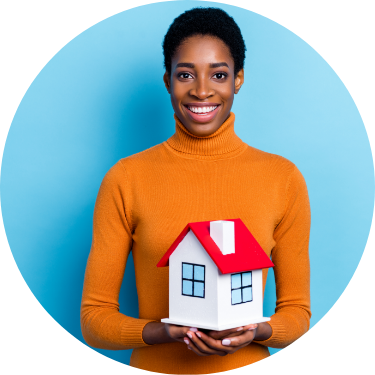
[167,114,247,159]
[81,112,311,374]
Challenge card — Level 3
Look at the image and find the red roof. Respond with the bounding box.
[157,219,274,274]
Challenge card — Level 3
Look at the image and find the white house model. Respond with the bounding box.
[157,219,274,331]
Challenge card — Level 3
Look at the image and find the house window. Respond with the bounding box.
[182,263,205,298]
[231,272,252,305]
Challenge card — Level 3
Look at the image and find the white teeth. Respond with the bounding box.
[188,106,217,114]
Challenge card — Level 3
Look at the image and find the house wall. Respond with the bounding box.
[169,230,219,327]
[217,269,263,326]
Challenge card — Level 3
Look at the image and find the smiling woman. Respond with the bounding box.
[163,35,244,136]
[80,7,311,374]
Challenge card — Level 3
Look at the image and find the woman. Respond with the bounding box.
[81,7,311,374]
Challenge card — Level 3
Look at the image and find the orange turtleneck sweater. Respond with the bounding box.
[80,112,311,374]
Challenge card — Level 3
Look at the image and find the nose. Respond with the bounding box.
[189,76,214,99]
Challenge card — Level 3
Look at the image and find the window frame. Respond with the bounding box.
[181,262,205,299]
[231,271,253,305]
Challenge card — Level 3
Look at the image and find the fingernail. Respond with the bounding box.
[196,332,201,338]
[237,327,243,331]
[187,333,193,339]
[189,327,198,332]
[248,327,256,330]
[184,338,189,345]
[222,339,231,346]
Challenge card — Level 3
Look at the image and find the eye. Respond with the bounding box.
[178,72,193,79]
[213,72,227,80]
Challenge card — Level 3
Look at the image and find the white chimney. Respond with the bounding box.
[210,220,235,255]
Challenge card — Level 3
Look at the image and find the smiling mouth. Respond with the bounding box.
[186,105,218,114]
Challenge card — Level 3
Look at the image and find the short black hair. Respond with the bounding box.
[162,7,246,75]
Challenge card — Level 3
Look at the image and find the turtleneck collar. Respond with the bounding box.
[165,112,247,160]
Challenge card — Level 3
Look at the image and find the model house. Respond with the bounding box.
[157,219,274,331]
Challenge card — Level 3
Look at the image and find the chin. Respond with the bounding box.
[190,123,219,137]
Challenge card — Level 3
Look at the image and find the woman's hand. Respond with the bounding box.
[164,323,198,344]
[143,321,272,356]
[184,323,258,356]
[206,324,256,340]
[142,322,191,345]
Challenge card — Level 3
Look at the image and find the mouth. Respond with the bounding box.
[186,105,218,115]
[183,103,221,123]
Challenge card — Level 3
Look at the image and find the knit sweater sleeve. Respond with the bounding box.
[254,165,311,348]
[80,161,154,350]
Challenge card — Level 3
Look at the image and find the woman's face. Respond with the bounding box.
[163,35,244,137]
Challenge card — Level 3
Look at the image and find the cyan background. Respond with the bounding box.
[1,0,374,365]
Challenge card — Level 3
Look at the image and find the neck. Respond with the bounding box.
[165,112,247,160]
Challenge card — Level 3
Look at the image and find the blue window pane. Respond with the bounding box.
[231,274,241,289]
[182,280,193,295]
[243,287,252,302]
[194,265,205,281]
[183,264,193,279]
[242,272,252,287]
[194,282,204,297]
[231,289,242,304]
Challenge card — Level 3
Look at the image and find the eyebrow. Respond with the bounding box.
[176,62,229,68]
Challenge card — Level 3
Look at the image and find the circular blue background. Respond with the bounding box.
[1,0,374,365]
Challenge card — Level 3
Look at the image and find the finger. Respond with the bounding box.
[242,323,258,331]
[216,324,258,340]
[169,325,199,341]
[184,337,214,357]
[220,330,247,339]
[187,331,227,356]
[192,331,236,355]
[221,329,256,347]
[208,326,244,340]
[178,326,199,337]
[184,337,209,356]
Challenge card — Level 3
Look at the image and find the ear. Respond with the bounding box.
[163,71,171,94]
[234,69,244,94]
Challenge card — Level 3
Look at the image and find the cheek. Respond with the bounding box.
[170,84,185,103]
[169,90,180,107]
[217,84,235,102]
